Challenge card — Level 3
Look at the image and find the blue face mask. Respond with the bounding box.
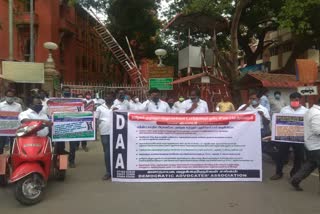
[32,104,43,113]
[251,100,259,106]
[275,94,281,100]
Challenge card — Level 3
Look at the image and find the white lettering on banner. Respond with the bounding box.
[116,114,125,129]
[115,154,125,169]
[115,134,125,149]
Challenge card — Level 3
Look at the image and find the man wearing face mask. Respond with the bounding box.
[270,92,308,180]
[180,89,208,113]
[174,96,185,112]
[114,89,130,111]
[129,95,143,111]
[269,91,287,116]
[144,88,170,113]
[238,91,271,137]
[95,92,117,180]
[167,97,179,113]
[18,96,51,137]
[0,89,23,154]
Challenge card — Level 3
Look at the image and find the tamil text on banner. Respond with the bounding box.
[0,111,20,136]
[47,98,84,116]
[111,111,262,182]
[271,113,304,143]
[52,112,95,142]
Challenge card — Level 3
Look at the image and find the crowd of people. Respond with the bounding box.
[0,86,320,191]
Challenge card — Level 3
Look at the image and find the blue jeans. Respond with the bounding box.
[101,135,111,176]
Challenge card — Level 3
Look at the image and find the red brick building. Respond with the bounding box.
[0,0,119,84]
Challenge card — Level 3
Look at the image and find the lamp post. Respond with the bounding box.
[43,42,60,96]
[155,49,167,67]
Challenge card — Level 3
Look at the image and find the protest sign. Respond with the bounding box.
[271,113,304,143]
[111,111,262,182]
[0,111,20,136]
[52,112,95,142]
[84,101,95,112]
[47,98,84,116]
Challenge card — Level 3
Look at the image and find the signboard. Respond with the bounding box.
[0,111,20,136]
[52,112,95,142]
[271,113,304,143]
[111,111,262,182]
[84,101,95,111]
[297,86,318,96]
[149,66,174,78]
[47,98,84,116]
[1,61,44,83]
[149,78,173,90]
[295,59,318,84]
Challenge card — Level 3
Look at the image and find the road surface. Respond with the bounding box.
[1,141,319,214]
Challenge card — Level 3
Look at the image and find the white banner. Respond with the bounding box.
[111,111,262,182]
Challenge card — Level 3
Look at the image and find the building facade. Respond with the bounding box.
[0,0,119,84]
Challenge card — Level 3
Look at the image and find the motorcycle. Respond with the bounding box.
[0,120,68,205]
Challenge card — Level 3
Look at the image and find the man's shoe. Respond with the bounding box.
[82,147,89,152]
[290,180,303,191]
[270,174,283,180]
[102,174,111,180]
[69,163,76,168]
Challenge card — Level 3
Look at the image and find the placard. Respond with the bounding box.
[0,111,20,136]
[271,113,304,143]
[47,98,84,116]
[52,112,95,142]
[111,111,262,182]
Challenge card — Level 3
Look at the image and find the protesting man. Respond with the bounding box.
[238,91,271,137]
[95,92,116,180]
[18,96,51,137]
[270,92,308,180]
[174,96,185,112]
[129,95,143,111]
[114,89,130,111]
[167,97,179,113]
[216,96,235,112]
[258,88,271,113]
[269,91,287,116]
[144,88,169,113]
[290,98,320,191]
[0,89,23,154]
[180,89,208,113]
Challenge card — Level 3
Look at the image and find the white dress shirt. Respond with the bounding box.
[180,99,209,113]
[129,101,143,111]
[144,100,170,113]
[168,106,179,113]
[280,105,308,114]
[18,108,50,136]
[174,101,184,111]
[113,99,130,111]
[304,105,320,151]
[0,101,22,112]
[95,104,115,135]
[237,104,270,128]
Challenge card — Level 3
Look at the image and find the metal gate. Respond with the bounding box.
[61,82,147,101]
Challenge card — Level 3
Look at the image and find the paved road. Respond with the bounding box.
[1,142,320,214]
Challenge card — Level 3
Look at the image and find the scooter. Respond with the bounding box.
[0,120,68,205]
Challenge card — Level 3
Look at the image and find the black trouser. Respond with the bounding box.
[76,141,87,149]
[275,143,305,177]
[292,149,320,184]
[68,142,78,164]
[0,136,14,154]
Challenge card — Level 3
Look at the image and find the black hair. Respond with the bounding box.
[27,96,41,107]
[5,89,15,96]
[274,91,281,96]
[190,88,201,97]
[62,86,71,91]
[149,88,160,94]
[289,92,302,99]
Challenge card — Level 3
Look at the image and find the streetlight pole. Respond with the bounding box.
[8,0,13,60]
[30,0,34,62]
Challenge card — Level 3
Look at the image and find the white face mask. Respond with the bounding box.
[134,98,139,103]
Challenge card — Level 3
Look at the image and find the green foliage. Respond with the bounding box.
[279,0,320,35]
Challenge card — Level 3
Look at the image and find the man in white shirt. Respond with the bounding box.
[238,91,271,136]
[0,89,23,154]
[174,96,185,112]
[129,95,143,111]
[290,98,320,191]
[95,92,116,180]
[144,88,170,113]
[167,97,179,113]
[18,96,51,137]
[180,89,208,113]
[270,92,308,181]
[113,89,130,111]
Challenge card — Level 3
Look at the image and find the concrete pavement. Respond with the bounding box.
[1,141,320,214]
